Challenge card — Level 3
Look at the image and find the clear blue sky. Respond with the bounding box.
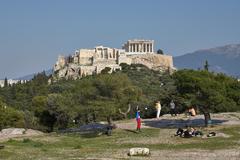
[1,0,240,79]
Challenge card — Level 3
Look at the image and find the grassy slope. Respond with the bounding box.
[0,125,240,160]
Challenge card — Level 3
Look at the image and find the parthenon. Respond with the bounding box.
[53,39,174,80]
[123,39,154,53]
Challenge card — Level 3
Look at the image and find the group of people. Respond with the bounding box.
[155,100,177,119]
[175,126,203,138]
[135,100,200,132]
[135,100,178,131]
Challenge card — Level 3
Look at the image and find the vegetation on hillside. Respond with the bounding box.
[0,64,239,131]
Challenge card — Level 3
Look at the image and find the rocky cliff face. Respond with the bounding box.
[52,53,174,81]
[129,54,174,72]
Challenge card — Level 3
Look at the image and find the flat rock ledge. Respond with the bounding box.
[0,128,44,141]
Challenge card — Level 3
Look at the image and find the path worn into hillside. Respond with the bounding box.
[116,112,240,130]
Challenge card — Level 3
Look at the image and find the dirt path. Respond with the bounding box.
[116,112,240,130]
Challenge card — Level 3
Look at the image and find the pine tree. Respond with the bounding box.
[204,60,209,71]
[4,77,8,87]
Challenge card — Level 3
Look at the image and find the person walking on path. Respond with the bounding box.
[170,100,177,116]
[155,101,161,119]
[136,109,141,132]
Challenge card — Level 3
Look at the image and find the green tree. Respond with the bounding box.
[0,99,24,129]
[4,77,8,87]
[173,69,240,113]
[101,67,112,74]
[204,60,209,71]
[157,49,164,55]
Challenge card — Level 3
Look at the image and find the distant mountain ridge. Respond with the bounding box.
[15,69,53,80]
[173,44,240,77]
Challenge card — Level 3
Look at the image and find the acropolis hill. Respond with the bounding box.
[52,39,174,80]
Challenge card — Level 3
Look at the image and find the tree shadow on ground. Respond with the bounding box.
[59,123,110,138]
[143,118,228,128]
[123,129,138,134]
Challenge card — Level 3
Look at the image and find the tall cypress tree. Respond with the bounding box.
[4,77,8,87]
[204,60,209,71]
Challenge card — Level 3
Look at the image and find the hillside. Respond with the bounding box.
[173,44,240,77]
[1,64,240,133]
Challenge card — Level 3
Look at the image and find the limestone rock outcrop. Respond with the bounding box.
[129,53,174,72]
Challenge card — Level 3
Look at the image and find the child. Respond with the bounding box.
[136,109,141,132]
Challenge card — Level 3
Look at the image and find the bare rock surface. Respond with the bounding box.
[0,128,44,141]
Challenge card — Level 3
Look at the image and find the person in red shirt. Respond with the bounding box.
[136,109,141,132]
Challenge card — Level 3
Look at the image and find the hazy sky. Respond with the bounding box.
[1,0,240,79]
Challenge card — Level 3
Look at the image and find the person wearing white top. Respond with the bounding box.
[155,101,161,119]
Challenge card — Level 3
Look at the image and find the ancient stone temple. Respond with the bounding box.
[52,39,174,81]
[123,39,154,53]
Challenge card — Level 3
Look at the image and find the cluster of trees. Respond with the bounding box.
[173,69,240,113]
[0,64,239,132]
[0,70,142,132]
[0,98,24,130]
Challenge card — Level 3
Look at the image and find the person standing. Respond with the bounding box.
[136,109,141,131]
[155,101,161,119]
[170,100,177,116]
